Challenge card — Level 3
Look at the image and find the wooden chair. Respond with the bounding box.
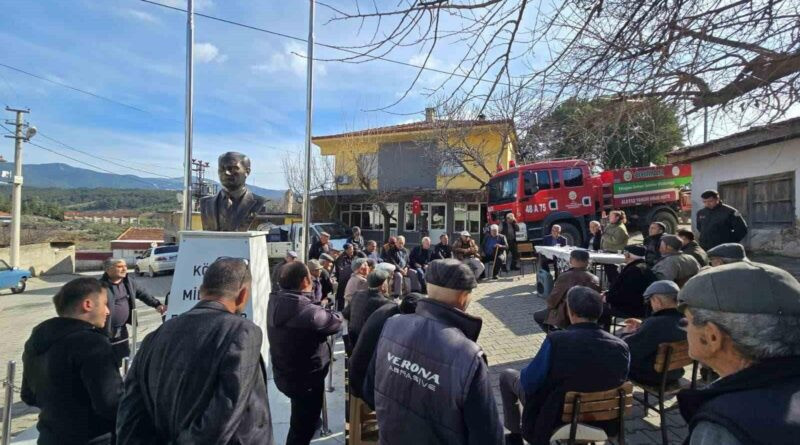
[631,341,699,445]
[517,242,536,276]
[550,381,633,445]
[348,394,379,445]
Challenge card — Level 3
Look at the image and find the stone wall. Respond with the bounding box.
[0,242,76,276]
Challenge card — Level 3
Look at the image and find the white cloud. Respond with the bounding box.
[194,42,225,63]
[120,9,160,24]
[251,42,326,77]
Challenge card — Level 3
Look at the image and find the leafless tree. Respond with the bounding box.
[281,150,339,219]
[320,0,800,126]
[422,99,517,189]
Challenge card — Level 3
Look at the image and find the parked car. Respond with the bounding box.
[0,259,31,294]
[135,245,179,277]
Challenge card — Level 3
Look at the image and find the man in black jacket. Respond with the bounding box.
[343,268,392,348]
[22,277,121,445]
[372,259,503,444]
[351,294,419,403]
[604,245,657,319]
[270,250,297,293]
[619,280,686,385]
[643,222,666,266]
[334,243,355,309]
[678,229,709,267]
[268,262,343,445]
[696,189,748,251]
[502,286,630,445]
[308,231,332,260]
[99,258,165,366]
[677,262,800,444]
[433,233,452,259]
[116,258,273,445]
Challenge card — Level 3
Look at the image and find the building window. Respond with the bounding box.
[719,172,795,227]
[454,203,481,234]
[404,203,446,234]
[341,202,398,230]
[404,203,430,232]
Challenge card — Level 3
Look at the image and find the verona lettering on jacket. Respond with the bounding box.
[373,298,503,445]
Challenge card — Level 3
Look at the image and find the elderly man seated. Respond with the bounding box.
[343,257,370,305]
[619,280,686,386]
[533,249,600,331]
[482,224,508,280]
[408,236,434,293]
[501,286,630,445]
[604,245,658,319]
[539,224,568,273]
[652,235,700,287]
[706,243,747,266]
[452,230,485,280]
[677,262,800,444]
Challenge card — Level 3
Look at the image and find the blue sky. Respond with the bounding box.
[2,1,791,190]
[0,0,454,189]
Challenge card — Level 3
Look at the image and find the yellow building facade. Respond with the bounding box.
[312,112,516,245]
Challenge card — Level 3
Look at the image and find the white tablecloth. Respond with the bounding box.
[534,245,625,266]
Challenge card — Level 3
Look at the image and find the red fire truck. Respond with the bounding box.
[486,159,692,246]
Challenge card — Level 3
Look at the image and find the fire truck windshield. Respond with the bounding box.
[488,173,518,204]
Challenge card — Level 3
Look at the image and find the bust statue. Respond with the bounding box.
[199,152,268,231]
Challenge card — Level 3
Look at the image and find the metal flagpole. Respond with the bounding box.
[301,0,315,262]
[182,0,195,231]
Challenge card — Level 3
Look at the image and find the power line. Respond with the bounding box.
[0,63,153,114]
[0,62,299,155]
[138,0,516,90]
[0,123,166,188]
[36,131,175,178]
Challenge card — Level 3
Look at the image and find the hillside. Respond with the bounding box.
[0,162,285,199]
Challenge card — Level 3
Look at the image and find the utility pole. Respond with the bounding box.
[181,0,195,230]
[191,158,210,210]
[301,0,316,262]
[4,107,34,268]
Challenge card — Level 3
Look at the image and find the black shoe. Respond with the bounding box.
[505,433,524,445]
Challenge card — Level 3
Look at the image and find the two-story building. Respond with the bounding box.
[312,109,516,245]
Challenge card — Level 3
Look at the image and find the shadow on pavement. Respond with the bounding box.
[476,283,545,337]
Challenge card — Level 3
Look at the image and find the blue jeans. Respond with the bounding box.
[410,267,426,293]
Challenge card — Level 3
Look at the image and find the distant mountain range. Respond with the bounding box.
[0,163,286,199]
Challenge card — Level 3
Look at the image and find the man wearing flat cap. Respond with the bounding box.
[343,268,393,349]
[677,262,800,444]
[707,242,747,267]
[619,280,686,386]
[652,235,700,287]
[372,259,503,444]
[604,245,658,320]
[534,249,600,331]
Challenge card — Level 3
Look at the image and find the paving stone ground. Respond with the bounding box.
[3,252,797,444]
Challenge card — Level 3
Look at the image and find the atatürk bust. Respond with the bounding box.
[199,152,268,231]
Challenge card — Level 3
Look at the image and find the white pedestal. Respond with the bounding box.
[166,230,271,359]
